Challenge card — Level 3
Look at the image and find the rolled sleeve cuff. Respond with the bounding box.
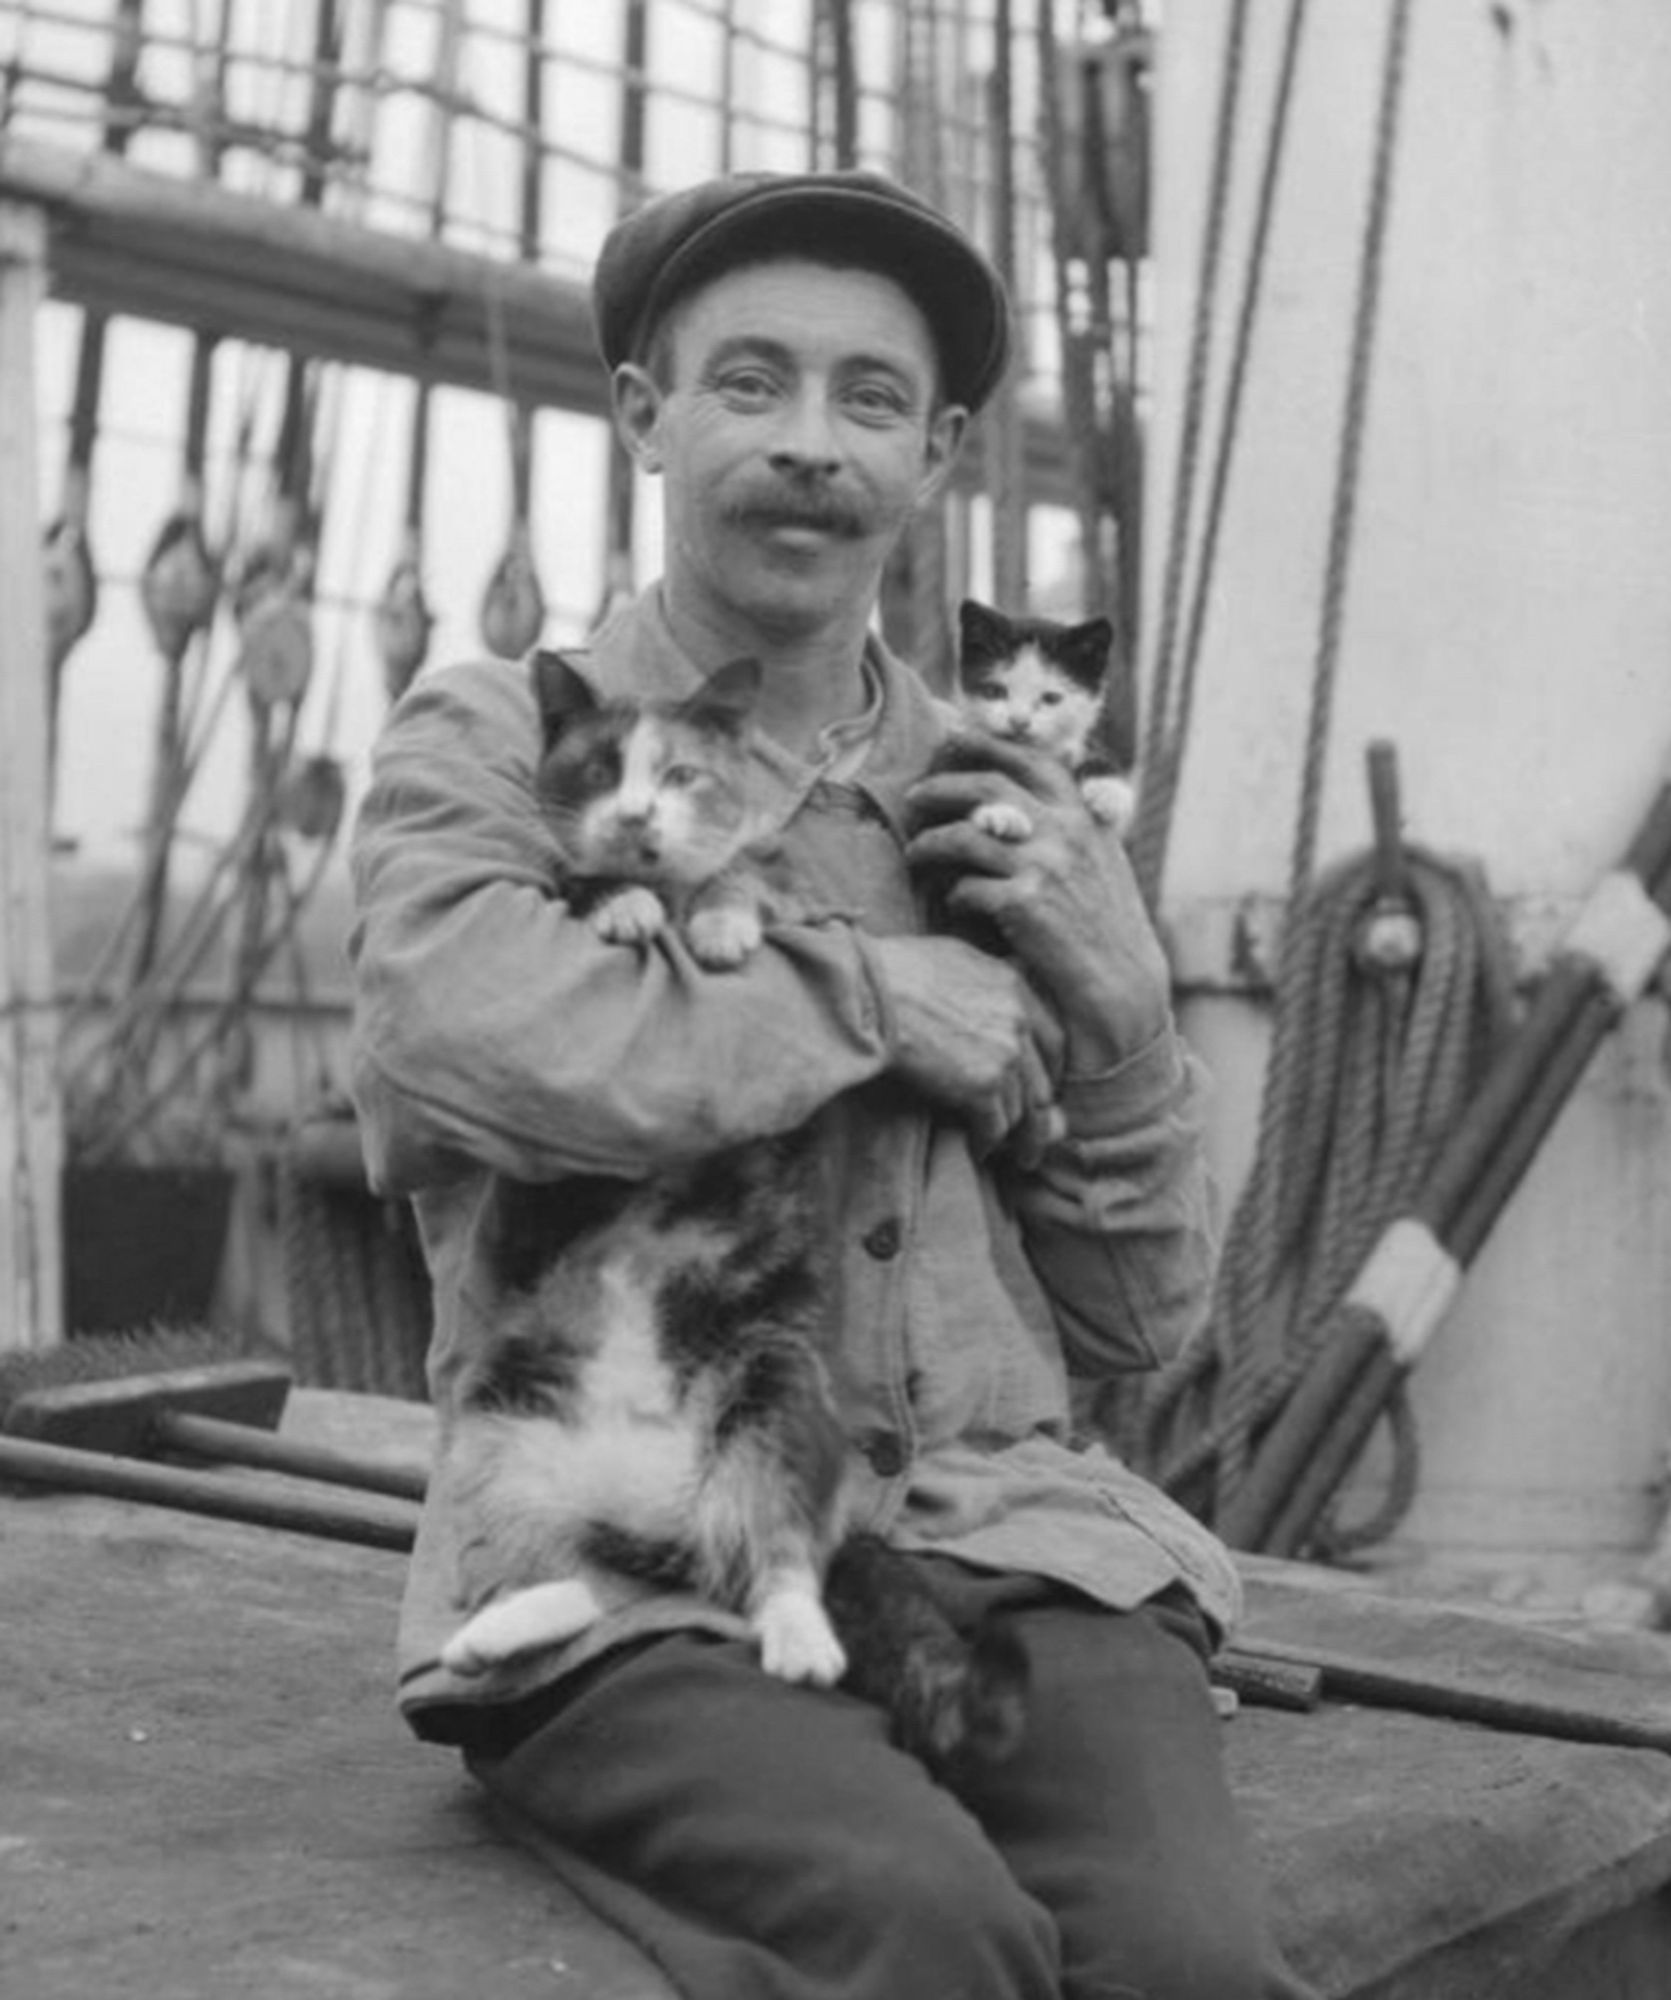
[1058,1023,1192,1138]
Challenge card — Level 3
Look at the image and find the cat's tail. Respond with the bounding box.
[823,1531,1029,1777]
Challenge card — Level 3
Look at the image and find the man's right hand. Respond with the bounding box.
[868,935,1065,1164]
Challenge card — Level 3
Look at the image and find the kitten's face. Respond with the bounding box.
[957,643,1105,762]
[955,603,1115,767]
[536,661,763,888]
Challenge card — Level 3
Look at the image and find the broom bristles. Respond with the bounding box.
[0,1323,241,1421]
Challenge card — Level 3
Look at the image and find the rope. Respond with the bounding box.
[886,0,953,673]
[1127,0,1308,906]
[1128,845,1513,1547]
[1115,0,1427,1555]
[1286,0,1414,905]
[1126,0,1250,907]
[1037,1,1109,618]
[282,1152,431,1399]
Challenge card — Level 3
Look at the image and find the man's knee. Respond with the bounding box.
[838,1830,1059,1999]
[1089,1893,1289,2000]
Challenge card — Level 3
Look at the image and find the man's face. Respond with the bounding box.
[616,258,966,644]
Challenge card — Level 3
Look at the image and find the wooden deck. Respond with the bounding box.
[5,1389,1671,1999]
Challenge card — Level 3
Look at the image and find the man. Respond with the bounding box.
[349,169,1310,2000]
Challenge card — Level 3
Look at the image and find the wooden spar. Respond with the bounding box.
[0,201,64,1356]
[0,134,1068,504]
[0,133,603,408]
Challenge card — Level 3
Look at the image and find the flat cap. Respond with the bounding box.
[592,169,1013,414]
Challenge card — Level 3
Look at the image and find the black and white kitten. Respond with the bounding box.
[953,598,1136,838]
[436,654,1026,1775]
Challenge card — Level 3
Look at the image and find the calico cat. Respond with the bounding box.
[440,1131,852,1687]
[436,653,1026,1775]
[952,598,1136,840]
[528,650,784,968]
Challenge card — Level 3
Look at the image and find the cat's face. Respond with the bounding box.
[955,602,1115,766]
[536,659,764,887]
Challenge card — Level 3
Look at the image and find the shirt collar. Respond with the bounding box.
[575,583,948,834]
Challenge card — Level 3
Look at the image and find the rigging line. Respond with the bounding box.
[312,0,400,751]
[828,0,857,168]
[988,0,1027,609]
[296,0,390,577]
[503,0,546,523]
[1036,0,1109,620]
[716,0,736,172]
[1144,0,1423,1519]
[1287,0,1415,906]
[597,0,652,619]
[1131,0,1308,907]
[1128,0,1250,907]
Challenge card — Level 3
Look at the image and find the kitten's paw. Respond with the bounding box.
[685,905,763,968]
[753,1590,848,1686]
[972,800,1035,843]
[592,886,667,945]
[441,1578,604,1677]
[1079,774,1137,834]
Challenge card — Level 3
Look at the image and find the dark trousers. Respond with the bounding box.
[464,1562,1312,2000]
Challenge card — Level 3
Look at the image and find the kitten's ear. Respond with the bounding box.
[685,655,763,733]
[1063,617,1116,682]
[531,651,600,748]
[957,599,1011,661]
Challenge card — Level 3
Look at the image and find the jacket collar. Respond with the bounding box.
[553,584,952,840]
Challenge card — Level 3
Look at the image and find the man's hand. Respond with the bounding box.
[868,934,1065,1163]
[903,735,1171,1075]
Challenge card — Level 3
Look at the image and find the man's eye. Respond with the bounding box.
[847,383,908,419]
[719,369,777,401]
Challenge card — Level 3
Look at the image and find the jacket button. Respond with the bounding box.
[861,1431,908,1478]
[862,1218,902,1260]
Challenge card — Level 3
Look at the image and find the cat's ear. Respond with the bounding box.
[1061,617,1115,685]
[685,655,763,733]
[957,599,1011,662]
[531,651,600,748]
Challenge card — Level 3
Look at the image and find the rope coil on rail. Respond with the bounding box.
[1115,838,1515,1553]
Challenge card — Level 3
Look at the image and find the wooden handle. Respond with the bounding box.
[0,1434,417,1551]
[154,1409,429,1502]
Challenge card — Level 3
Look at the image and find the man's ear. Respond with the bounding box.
[611,362,665,473]
[916,403,969,508]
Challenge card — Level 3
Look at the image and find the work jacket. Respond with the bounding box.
[347,586,1242,1738]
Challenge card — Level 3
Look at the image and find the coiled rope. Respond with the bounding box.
[1127,844,1515,1550]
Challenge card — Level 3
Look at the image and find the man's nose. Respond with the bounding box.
[768,390,842,475]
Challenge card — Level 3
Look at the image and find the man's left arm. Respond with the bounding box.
[903,738,1218,1375]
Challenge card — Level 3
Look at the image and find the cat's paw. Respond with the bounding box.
[972,800,1035,843]
[685,905,763,968]
[592,885,667,945]
[753,1590,848,1686]
[441,1578,604,1676]
[1078,774,1136,834]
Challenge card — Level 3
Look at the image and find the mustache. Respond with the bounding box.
[723,489,869,538]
